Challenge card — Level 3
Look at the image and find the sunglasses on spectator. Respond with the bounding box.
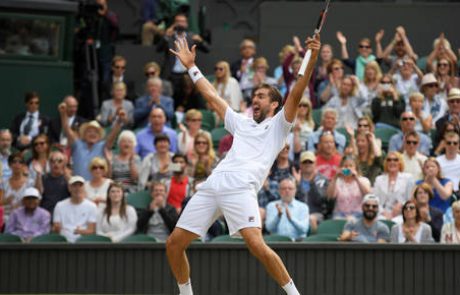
[92,166,105,170]
[145,71,156,77]
[386,158,399,162]
[50,158,64,164]
[358,124,369,128]
[404,205,416,211]
[114,65,125,70]
[359,45,371,49]
[34,141,47,147]
[401,117,415,121]
[195,141,208,145]
[381,81,392,85]
[364,204,378,209]
[214,67,224,71]
[446,141,459,146]
[448,99,460,104]
[406,140,418,145]
[438,63,449,67]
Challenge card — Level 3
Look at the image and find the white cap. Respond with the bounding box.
[22,187,41,200]
[362,193,380,205]
[69,175,85,185]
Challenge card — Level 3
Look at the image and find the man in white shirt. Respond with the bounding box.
[402,131,427,180]
[52,176,97,243]
[436,132,460,189]
[165,35,321,295]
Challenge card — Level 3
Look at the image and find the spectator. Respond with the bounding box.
[231,39,256,82]
[401,131,427,180]
[135,108,178,159]
[420,73,446,126]
[373,152,415,219]
[134,77,174,128]
[36,151,70,215]
[433,120,460,156]
[269,143,295,185]
[240,57,278,101]
[10,91,50,150]
[177,109,210,158]
[358,61,382,113]
[212,61,243,111]
[265,178,309,241]
[315,131,342,180]
[5,187,50,242]
[274,44,295,97]
[165,154,192,213]
[99,82,134,127]
[436,132,460,192]
[390,57,423,106]
[377,26,418,69]
[306,108,346,153]
[2,153,34,224]
[0,129,13,182]
[136,182,178,242]
[408,92,432,133]
[139,134,174,190]
[292,151,329,232]
[314,44,334,95]
[336,32,376,80]
[339,194,390,243]
[440,200,460,244]
[413,183,444,242]
[327,156,371,219]
[96,182,137,242]
[388,111,432,156]
[292,97,314,152]
[48,96,87,147]
[318,59,345,105]
[390,200,434,243]
[371,74,405,130]
[143,61,174,97]
[141,0,161,46]
[84,157,112,207]
[187,131,218,180]
[426,34,458,74]
[100,55,136,101]
[59,103,124,180]
[27,134,51,182]
[433,57,459,97]
[435,88,460,144]
[53,176,97,243]
[107,130,141,194]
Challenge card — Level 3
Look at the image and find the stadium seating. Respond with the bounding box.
[316,219,347,236]
[263,234,293,243]
[122,234,157,243]
[31,234,67,243]
[374,127,399,150]
[211,235,244,243]
[304,234,339,242]
[211,127,229,148]
[127,190,151,209]
[0,234,22,243]
[76,235,112,243]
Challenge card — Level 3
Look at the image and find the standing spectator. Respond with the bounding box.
[373,152,415,219]
[100,55,136,101]
[390,57,423,106]
[99,82,134,127]
[371,74,405,130]
[240,57,278,101]
[339,194,390,243]
[265,178,309,241]
[306,108,346,153]
[187,132,219,180]
[436,132,460,191]
[314,44,334,95]
[401,131,427,181]
[165,154,193,213]
[177,109,210,158]
[134,77,174,127]
[315,132,342,180]
[318,59,345,105]
[358,61,382,114]
[84,157,112,207]
[274,44,295,97]
[0,129,13,182]
[96,182,137,242]
[10,91,50,150]
[141,0,160,46]
[409,92,432,133]
[27,134,51,182]
[53,176,97,243]
[136,182,178,242]
[420,73,447,126]
[390,200,434,243]
[348,129,382,185]
[413,183,444,242]
[143,61,174,97]
[5,187,50,242]
[212,61,243,111]
[336,32,376,80]
[327,156,371,219]
[433,57,459,97]
[377,26,418,69]
[440,200,460,244]
[231,39,256,81]
[388,112,432,156]
[135,108,178,159]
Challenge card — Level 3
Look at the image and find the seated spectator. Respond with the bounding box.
[53,176,97,243]
[265,178,309,241]
[10,91,50,150]
[358,61,382,114]
[99,82,134,127]
[165,154,192,213]
[306,108,346,153]
[100,55,136,101]
[139,134,174,190]
[348,130,382,185]
[187,131,219,180]
[269,144,295,186]
[339,194,390,243]
[177,109,210,158]
[231,38,256,82]
[292,97,314,152]
[136,182,178,242]
[59,103,124,180]
[390,57,423,106]
[440,200,460,244]
[0,129,13,182]
[420,73,446,126]
[373,152,415,219]
[84,157,112,207]
[413,183,444,242]
[433,57,459,98]
[5,187,50,242]
[389,112,432,156]
[433,121,459,155]
[408,92,431,133]
[377,26,418,69]
[436,131,460,189]
[36,151,70,215]
[402,131,427,180]
[327,156,371,220]
[371,75,405,130]
[434,88,460,145]
[96,182,137,242]
[27,134,51,182]
[318,59,344,105]
[390,200,434,243]
[240,57,278,101]
[212,61,243,111]
[336,32,376,81]
[292,151,329,232]
[416,158,453,213]
[143,61,173,97]
[134,77,174,128]
[135,108,178,159]
[107,130,141,194]
[315,131,342,180]
[2,152,34,224]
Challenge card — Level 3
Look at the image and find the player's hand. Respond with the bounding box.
[169,37,197,70]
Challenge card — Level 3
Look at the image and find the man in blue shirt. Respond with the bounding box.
[265,178,310,241]
[136,107,178,159]
[389,111,432,155]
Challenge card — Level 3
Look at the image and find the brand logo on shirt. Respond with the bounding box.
[192,71,199,76]
[265,125,269,130]
[248,216,255,222]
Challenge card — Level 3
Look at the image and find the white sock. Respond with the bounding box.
[282,279,300,295]
[178,279,193,295]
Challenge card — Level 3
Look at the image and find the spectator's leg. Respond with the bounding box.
[142,22,156,46]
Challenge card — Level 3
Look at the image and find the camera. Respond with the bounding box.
[169,163,182,173]
[174,25,186,34]
[342,168,351,176]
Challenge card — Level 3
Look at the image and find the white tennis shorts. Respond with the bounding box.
[176,172,261,237]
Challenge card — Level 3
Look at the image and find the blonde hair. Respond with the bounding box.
[144,61,161,76]
[185,109,202,121]
[212,61,231,96]
[383,151,404,173]
[452,200,460,211]
[278,45,295,63]
[364,61,382,84]
[253,57,269,70]
[409,92,424,103]
[298,97,314,129]
[112,81,127,93]
[193,131,216,170]
[89,157,108,173]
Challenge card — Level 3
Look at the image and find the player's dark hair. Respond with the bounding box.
[252,83,283,114]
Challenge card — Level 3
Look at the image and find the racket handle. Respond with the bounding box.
[298,49,312,77]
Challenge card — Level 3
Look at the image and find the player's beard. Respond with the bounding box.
[254,106,269,123]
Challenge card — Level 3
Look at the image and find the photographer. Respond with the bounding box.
[156,12,210,108]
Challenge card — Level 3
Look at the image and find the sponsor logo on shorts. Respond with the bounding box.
[248,216,255,222]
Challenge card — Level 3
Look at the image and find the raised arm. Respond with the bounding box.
[169,38,228,119]
[58,103,78,147]
[284,34,321,122]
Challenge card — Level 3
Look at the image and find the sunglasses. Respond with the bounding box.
[386,158,399,162]
[381,81,392,85]
[358,124,369,128]
[50,158,64,164]
[438,63,449,67]
[114,65,125,70]
[214,67,224,71]
[404,205,416,211]
[195,141,208,145]
[446,141,459,146]
[359,45,371,49]
[92,166,105,170]
[34,141,47,147]
[145,71,156,76]
[406,140,418,145]
[448,99,460,104]
[401,117,415,121]
[364,204,378,209]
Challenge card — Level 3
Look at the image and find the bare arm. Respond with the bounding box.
[104,110,125,150]
[169,38,229,120]
[58,103,78,147]
[374,30,385,59]
[336,31,349,59]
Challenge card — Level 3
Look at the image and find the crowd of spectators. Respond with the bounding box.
[1,5,460,244]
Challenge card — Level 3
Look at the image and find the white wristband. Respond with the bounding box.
[188,66,204,84]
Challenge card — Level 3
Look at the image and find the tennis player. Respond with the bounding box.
[166,34,321,295]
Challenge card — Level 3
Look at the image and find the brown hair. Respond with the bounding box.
[402,200,421,223]
[32,134,50,160]
[251,83,283,114]
[413,183,434,201]
[104,182,128,224]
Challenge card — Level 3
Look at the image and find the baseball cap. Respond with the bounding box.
[21,187,41,200]
[362,193,379,205]
[300,151,316,163]
[69,175,85,185]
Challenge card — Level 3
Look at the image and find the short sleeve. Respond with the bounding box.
[273,108,294,138]
[224,107,243,135]
[343,220,355,232]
